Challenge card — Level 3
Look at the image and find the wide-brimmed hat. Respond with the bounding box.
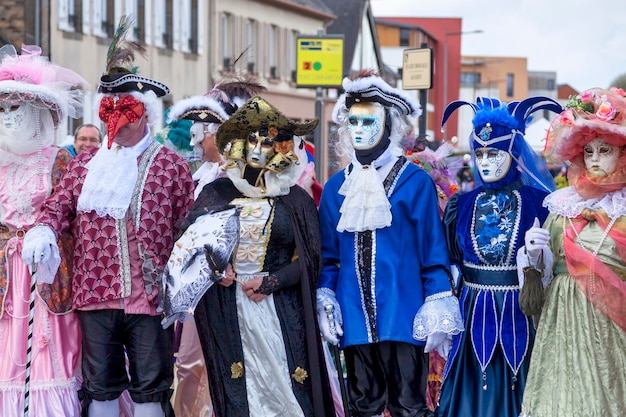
[0,44,88,126]
[545,87,626,164]
[215,96,318,153]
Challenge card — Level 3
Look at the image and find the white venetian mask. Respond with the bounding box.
[584,137,620,177]
[475,147,512,183]
[347,102,385,150]
[0,103,39,154]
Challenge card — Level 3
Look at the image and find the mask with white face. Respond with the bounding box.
[475,147,513,183]
[347,102,386,150]
[0,102,40,154]
[584,137,620,177]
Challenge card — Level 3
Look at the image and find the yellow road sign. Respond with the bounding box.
[296,36,344,88]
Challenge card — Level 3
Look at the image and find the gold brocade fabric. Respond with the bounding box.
[521,214,626,417]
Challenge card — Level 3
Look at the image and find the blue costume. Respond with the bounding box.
[317,72,463,417]
[319,159,453,347]
[436,97,561,417]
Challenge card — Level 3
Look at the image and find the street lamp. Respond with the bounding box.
[443,29,483,139]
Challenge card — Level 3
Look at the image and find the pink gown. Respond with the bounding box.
[0,147,82,417]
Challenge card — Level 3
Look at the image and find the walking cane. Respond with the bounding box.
[325,305,350,416]
[23,262,37,417]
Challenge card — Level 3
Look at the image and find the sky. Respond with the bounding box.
[370,0,626,93]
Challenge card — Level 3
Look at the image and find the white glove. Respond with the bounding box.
[525,218,550,261]
[424,331,448,355]
[21,225,59,284]
[318,305,344,345]
[435,335,453,360]
[450,264,461,288]
[316,288,343,345]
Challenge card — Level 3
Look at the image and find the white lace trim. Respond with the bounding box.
[77,130,152,219]
[336,157,392,232]
[412,296,464,340]
[544,185,626,220]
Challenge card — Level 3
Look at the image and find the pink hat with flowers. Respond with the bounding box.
[0,44,88,127]
[545,87,626,164]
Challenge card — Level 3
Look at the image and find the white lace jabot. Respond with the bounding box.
[77,130,152,219]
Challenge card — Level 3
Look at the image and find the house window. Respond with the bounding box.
[164,0,174,48]
[246,19,258,74]
[269,25,280,79]
[91,0,113,37]
[506,73,514,97]
[188,0,199,53]
[461,72,481,86]
[547,78,555,90]
[400,28,410,46]
[289,30,298,82]
[222,13,233,70]
[135,0,145,43]
[58,0,82,32]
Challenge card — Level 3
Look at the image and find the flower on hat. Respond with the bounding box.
[596,101,616,121]
[546,87,626,164]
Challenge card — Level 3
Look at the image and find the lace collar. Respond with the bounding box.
[544,186,626,220]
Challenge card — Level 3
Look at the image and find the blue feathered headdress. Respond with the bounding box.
[442,96,562,192]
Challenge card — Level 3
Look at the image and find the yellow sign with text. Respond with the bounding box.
[296,36,344,88]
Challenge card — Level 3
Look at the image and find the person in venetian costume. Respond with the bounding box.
[518,87,626,417]
[317,70,463,417]
[435,96,561,417]
[0,43,87,417]
[163,79,266,417]
[162,95,334,417]
[22,16,194,417]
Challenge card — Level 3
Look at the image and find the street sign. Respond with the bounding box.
[402,47,433,90]
[296,35,344,88]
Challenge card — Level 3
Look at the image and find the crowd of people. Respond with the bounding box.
[0,14,623,417]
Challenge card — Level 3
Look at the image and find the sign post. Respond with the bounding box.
[296,35,344,180]
[402,45,433,141]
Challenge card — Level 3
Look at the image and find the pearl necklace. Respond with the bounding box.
[566,215,617,294]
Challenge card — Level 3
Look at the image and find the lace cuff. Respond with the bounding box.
[253,261,301,295]
[516,246,554,289]
[254,274,280,295]
[412,296,463,340]
[316,287,343,326]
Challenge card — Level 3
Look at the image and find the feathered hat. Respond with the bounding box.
[97,15,169,147]
[332,70,421,123]
[0,44,88,127]
[215,96,318,154]
[166,95,230,125]
[442,96,562,191]
[97,15,168,97]
[545,87,626,164]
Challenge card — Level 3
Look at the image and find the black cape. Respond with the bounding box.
[187,178,335,417]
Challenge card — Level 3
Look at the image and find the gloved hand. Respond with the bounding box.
[21,225,58,284]
[318,305,343,345]
[316,288,343,345]
[435,335,453,360]
[525,218,550,261]
[424,331,449,356]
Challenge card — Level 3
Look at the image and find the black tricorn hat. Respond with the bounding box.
[98,72,169,97]
[215,96,318,153]
[98,15,169,97]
